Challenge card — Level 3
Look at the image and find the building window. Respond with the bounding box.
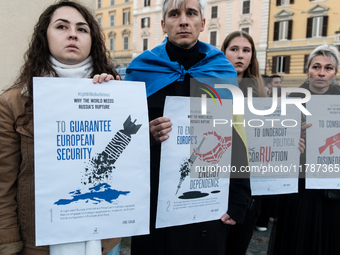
[279,21,288,40]
[241,27,250,34]
[97,0,102,9]
[211,6,218,19]
[242,0,250,14]
[276,0,294,6]
[109,37,115,52]
[97,16,102,27]
[306,16,328,38]
[273,20,292,41]
[143,38,148,51]
[123,36,129,50]
[144,0,150,7]
[272,56,290,74]
[110,14,115,27]
[141,17,150,28]
[277,56,285,73]
[110,0,115,5]
[210,31,217,46]
[123,10,130,25]
[312,17,323,37]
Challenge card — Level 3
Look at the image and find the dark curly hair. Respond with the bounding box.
[13,0,118,121]
[221,31,267,97]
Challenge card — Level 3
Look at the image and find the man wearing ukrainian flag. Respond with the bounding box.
[125,0,250,254]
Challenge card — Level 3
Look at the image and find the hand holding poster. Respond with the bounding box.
[245,98,301,195]
[156,96,232,228]
[33,77,150,245]
[306,95,340,189]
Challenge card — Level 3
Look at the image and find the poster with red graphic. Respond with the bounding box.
[245,98,301,195]
[306,95,340,189]
[156,96,232,228]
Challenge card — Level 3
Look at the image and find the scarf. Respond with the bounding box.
[48,56,102,255]
[50,240,101,255]
[21,56,94,97]
[125,39,248,162]
[125,38,238,99]
[50,55,93,78]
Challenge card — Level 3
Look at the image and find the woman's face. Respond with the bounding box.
[224,36,252,77]
[307,55,337,94]
[47,6,92,65]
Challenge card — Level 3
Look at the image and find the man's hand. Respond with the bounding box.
[92,73,120,83]
[149,117,172,145]
[220,213,236,225]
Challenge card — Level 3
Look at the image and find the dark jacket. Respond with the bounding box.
[131,41,251,255]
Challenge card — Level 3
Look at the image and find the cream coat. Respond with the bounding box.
[0,85,120,255]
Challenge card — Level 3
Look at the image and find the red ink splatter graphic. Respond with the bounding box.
[194,131,231,164]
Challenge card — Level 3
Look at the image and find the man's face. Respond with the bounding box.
[268,77,282,92]
[161,0,205,49]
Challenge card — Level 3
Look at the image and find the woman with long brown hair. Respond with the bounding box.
[11,0,118,124]
[0,1,120,254]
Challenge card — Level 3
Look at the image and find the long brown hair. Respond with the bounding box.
[12,0,118,121]
[221,31,267,97]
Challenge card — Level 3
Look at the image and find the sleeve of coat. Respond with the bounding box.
[227,117,251,224]
[0,92,23,254]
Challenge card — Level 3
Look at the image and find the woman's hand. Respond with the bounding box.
[220,213,236,225]
[149,117,172,146]
[299,122,312,154]
[298,138,305,154]
[92,73,120,83]
[301,122,312,139]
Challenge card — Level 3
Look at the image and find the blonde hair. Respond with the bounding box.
[162,0,206,21]
[305,44,340,72]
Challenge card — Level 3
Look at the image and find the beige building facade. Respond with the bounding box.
[131,0,269,74]
[132,0,163,58]
[0,0,95,92]
[266,0,340,85]
[96,0,133,67]
[199,0,270,75]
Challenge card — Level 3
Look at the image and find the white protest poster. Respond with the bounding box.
[245,98,301,195]
[156,96,232,228]
[306,95,340,189]
[33,77,150,245]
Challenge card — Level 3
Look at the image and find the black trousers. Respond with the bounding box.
[225,198,259,255]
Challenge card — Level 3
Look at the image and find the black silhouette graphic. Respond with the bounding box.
[179,191,209,199]
[175,136,207,195]
[82,115,141,186]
